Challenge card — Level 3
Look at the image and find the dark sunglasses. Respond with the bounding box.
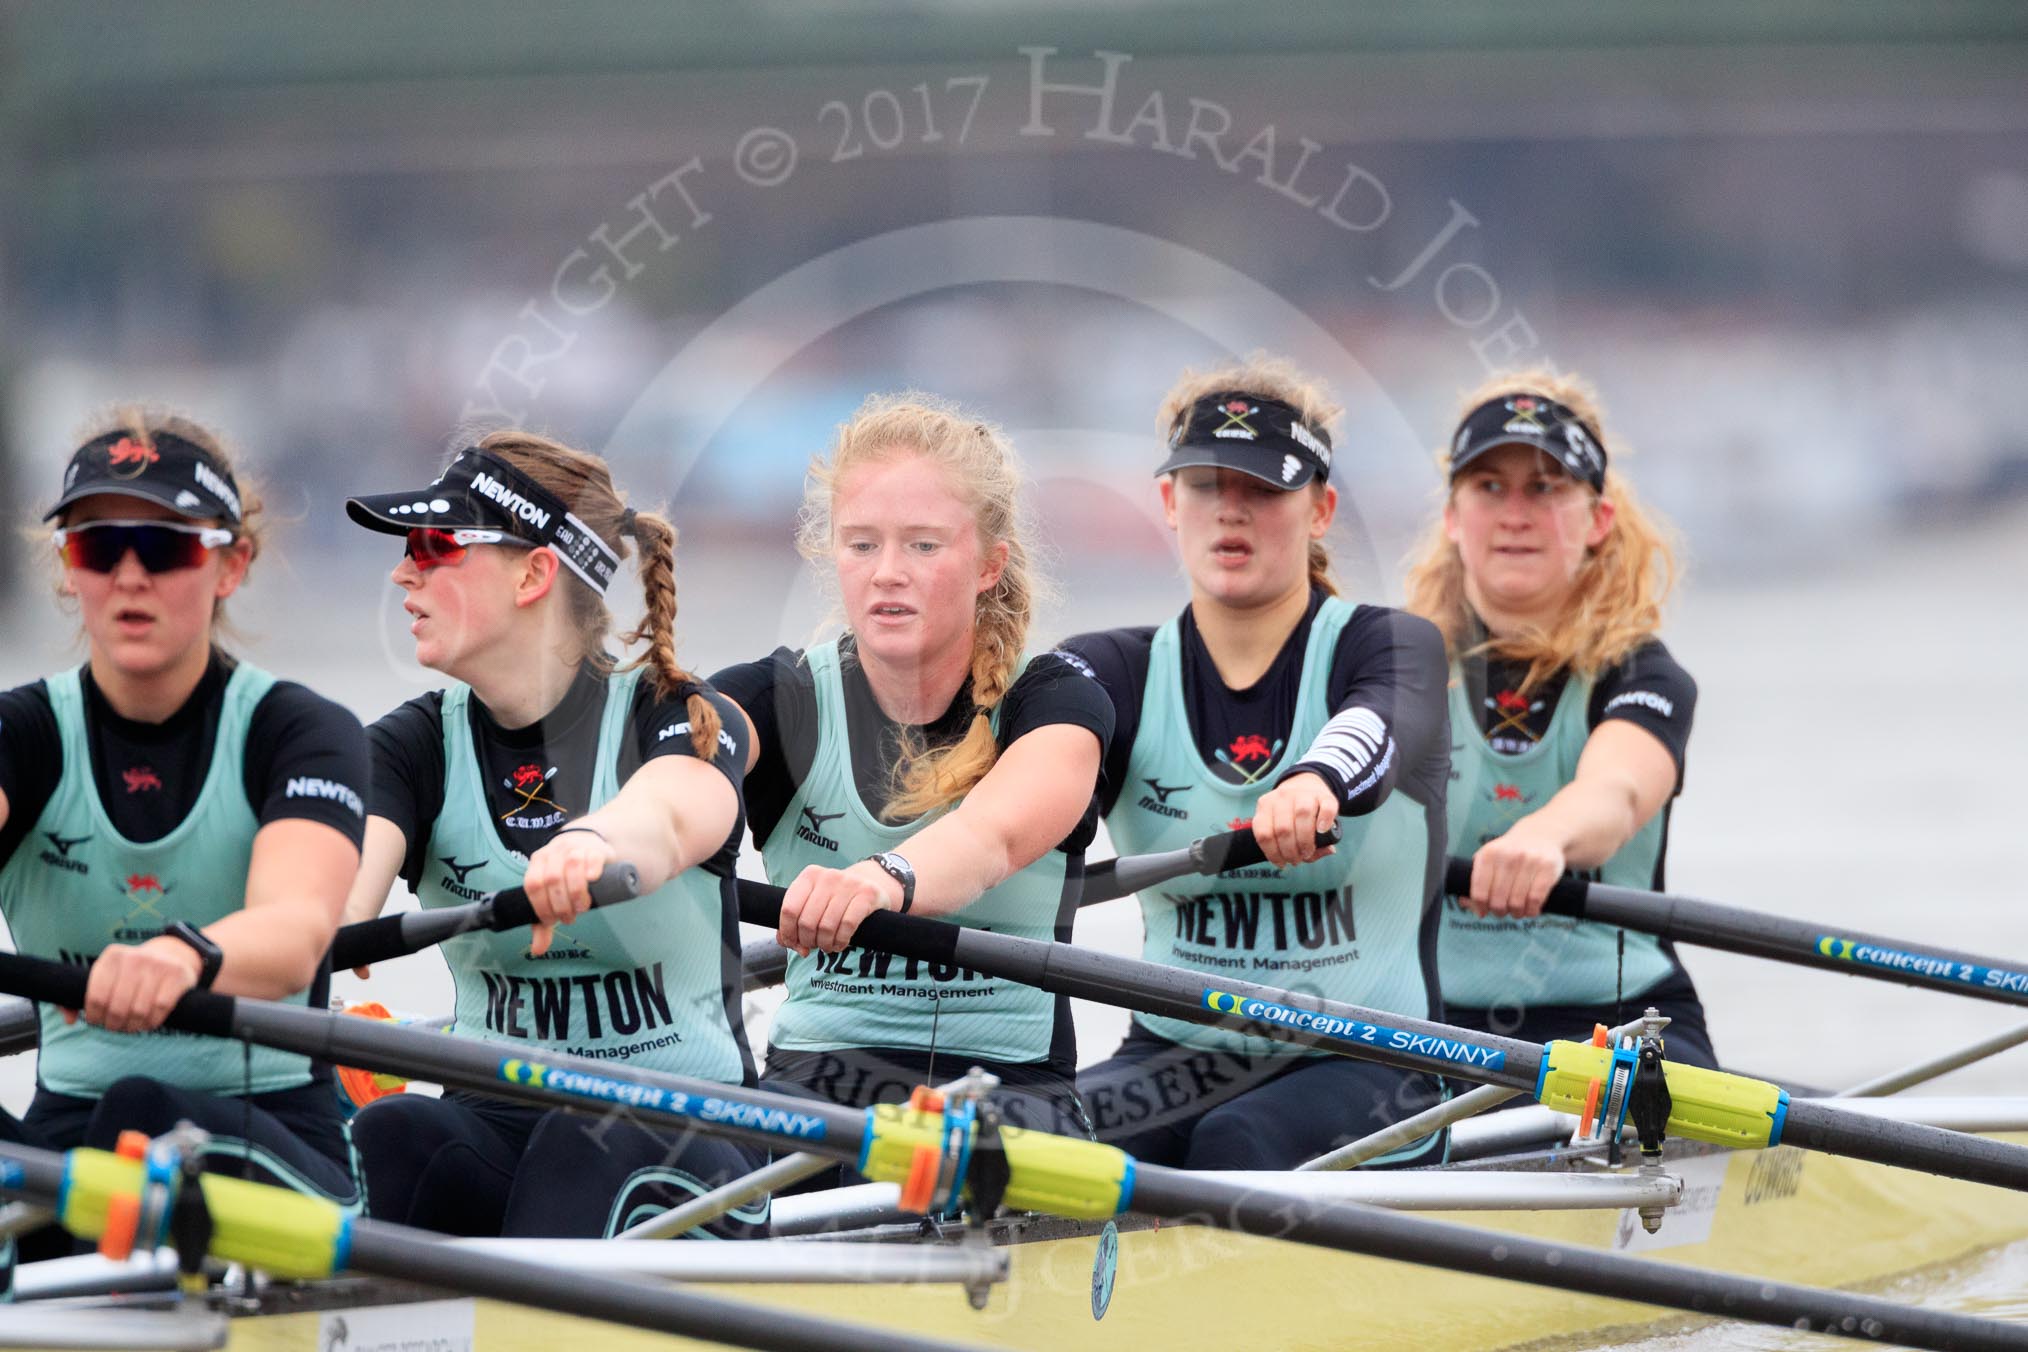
[403,526,524,572]
[53,520,236,574]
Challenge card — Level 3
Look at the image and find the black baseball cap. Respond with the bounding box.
[1155,393,1334,490]
[347,446,622,596]
[43,430,245,526]
[1449,393,1606,492]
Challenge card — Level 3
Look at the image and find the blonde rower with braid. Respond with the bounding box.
[713,395,1111,1137]
[340,433,764,1238]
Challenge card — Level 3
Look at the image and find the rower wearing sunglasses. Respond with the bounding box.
[340,434,763,1240]
[1062,357,1452,1172]
[0,412,368,1229]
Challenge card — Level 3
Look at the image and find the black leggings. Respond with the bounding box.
[1077,1023,1448,1171]
[351,1091,767,1239]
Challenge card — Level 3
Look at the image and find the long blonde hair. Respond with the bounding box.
[796,393,1037,821]
[1403,367,1680,691]
[47,407,267,633]
[1156,352,1343,596]
[476,430,721,761]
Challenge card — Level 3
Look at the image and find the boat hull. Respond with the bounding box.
[216,1133,2028,1352]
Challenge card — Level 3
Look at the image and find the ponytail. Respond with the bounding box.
[477,430,721,762]
[617,509,721,762]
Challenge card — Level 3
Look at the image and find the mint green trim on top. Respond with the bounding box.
[0,662,314,1097]
[1437,667,1673,1009]
[421,666,747,1085]
[760,641,1070,1064]
[1107,599,1440,1057]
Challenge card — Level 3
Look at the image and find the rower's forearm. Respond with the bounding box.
[570,799,688,893]
[894,812,1012,918]
[1528,778,1640,871]
[205,906,342,999]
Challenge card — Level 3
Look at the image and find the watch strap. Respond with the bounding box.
[163,921,224,989]
[866,852,916,914]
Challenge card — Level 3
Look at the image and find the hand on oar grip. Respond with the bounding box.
[1442,856,1590,917]
[733,882,963,968]
[330,863,642,973]
[484,861,641,934]
[1193,823,1342,876]
[0,950,237,1039]
[1080,825,1344,906]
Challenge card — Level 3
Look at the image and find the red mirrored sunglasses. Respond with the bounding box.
[403,527,528,572]
[53,520,236,574]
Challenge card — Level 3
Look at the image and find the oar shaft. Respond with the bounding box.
[0,951,870,1165]
[1443,858,2028,1009]
[1780,1098,2028,1191]
[738,883,1541,1090]
[737,885,2028,1195]
[1125,1167,2028,1352]
[1593,888,2028,1009]
[235,999,867,1163]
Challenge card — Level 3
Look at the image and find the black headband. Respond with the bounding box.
[1449,393,1606,492]
[346,446,623,595]
[44,429,245,525]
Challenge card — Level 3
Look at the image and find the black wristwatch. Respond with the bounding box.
[865,852,916,914]
[163,920,224,989]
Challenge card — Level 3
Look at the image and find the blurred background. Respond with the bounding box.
[2,1,2026,1131]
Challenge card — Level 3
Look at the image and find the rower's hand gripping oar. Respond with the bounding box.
[1079,822,1342,905]
[329,862,640,971]
[1442,857,2028,1010]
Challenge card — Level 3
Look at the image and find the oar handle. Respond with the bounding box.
[735,883,961,969]
[0,950,238,1040]
[1082,824,1343,906]
[330,863,640,971]
[479,863,641,933]
[1441,856,1590,917]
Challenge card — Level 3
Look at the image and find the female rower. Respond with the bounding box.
[711,394,1111,1137]
[342,432,764,1238]
[0,411,365,1208]
[1405,370,1713,1067]
[1063,356,1453,1172]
